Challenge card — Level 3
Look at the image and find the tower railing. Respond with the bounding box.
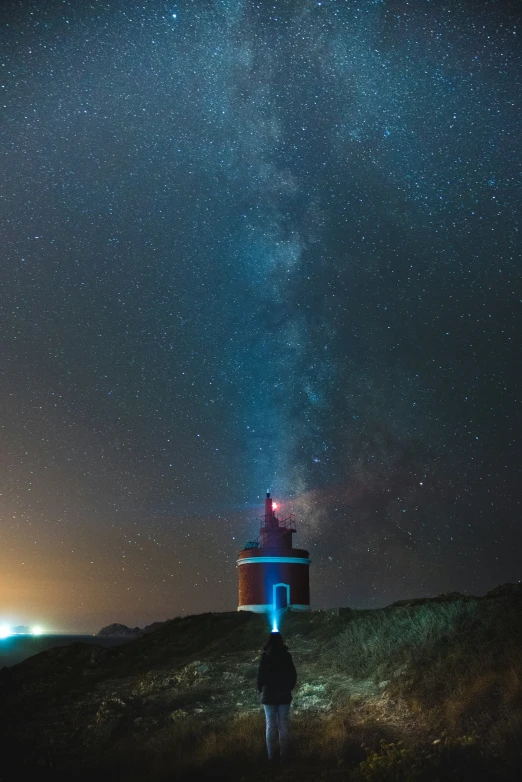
[256,514,297,547]
[260,515,296,533]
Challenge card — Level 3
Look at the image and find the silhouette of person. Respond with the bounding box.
[256,631,297,761]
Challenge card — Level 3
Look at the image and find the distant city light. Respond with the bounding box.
[0,624,44,637]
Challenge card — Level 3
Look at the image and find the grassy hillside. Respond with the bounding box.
[1,586,521,781]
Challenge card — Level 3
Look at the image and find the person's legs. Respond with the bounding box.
[263,705,279,760]
[277,704,291,760]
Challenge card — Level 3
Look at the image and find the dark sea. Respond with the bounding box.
[0,634,132,667]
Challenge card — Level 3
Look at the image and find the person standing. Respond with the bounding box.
[256,632,297,762]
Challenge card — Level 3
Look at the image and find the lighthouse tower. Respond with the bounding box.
[237,492,311,613]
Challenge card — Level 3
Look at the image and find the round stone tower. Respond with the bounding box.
[237,492,311,613]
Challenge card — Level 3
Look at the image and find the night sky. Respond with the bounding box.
[1,0,521,633]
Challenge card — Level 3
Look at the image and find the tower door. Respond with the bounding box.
[273,583,290,611]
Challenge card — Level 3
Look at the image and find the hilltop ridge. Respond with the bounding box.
[1,586,521,781]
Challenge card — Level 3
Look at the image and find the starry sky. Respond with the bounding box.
[1,0,521,633]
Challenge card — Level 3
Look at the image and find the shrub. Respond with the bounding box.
[326,596,522,733]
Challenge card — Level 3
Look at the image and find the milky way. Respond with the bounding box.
[1,1,520,631]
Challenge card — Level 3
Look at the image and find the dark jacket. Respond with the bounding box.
[256,648,297,705]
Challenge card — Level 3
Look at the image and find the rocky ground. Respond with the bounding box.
[1,594,521,781]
